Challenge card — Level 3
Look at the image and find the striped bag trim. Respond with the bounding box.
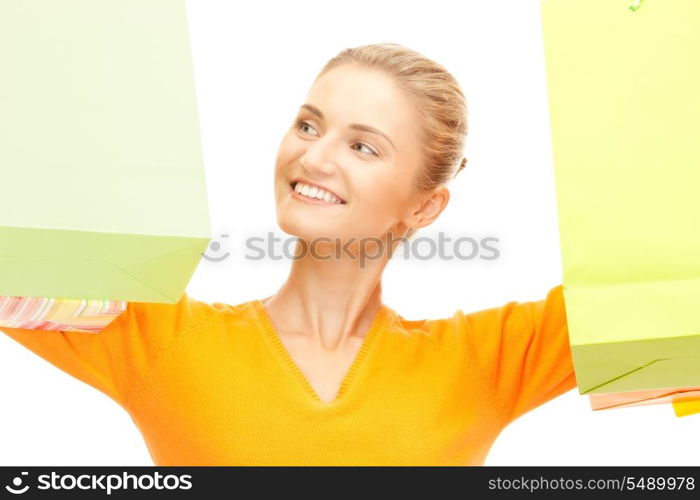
[0,295,127,333]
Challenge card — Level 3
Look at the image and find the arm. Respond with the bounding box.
[462,285,577,424]
[0,292,222,409]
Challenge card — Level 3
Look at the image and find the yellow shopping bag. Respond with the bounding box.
[541,0,700,398]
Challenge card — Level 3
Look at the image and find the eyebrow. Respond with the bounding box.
[300,104,396,151]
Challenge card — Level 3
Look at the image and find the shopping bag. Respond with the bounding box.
[588,386,700,411]
[0,0,210,304]
[0,296,126,333]
[673,398,700,418]
[540,0,700,394]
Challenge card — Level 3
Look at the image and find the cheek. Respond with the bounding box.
[355,177,405,216]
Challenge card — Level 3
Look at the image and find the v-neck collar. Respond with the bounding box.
[252,299,390,408]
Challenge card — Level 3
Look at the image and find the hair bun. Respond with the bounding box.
[458,157,468,171]
[453,157,467,179]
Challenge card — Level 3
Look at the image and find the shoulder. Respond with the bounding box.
[125,291,254,327]
[381,304,474,348]
[383,285,566,347]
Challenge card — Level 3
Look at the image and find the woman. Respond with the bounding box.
[1,43,576,466]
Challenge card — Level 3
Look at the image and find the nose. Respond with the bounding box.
[300,134,338,176]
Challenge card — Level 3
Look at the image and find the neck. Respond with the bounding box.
[261,238,389,351]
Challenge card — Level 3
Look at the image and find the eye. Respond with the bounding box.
[352,142,378,157]
[295,119,319,137]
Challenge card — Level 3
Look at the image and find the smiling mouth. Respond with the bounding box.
[289,181,346,205]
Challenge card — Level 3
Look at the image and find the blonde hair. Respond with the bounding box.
[316,43,468,241]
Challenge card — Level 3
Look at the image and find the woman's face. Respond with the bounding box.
[274,63,435,248]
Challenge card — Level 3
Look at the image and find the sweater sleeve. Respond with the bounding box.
[0,292,221,409]
[462,284,577,424]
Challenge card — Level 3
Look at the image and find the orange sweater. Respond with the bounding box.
[1,285,577,465]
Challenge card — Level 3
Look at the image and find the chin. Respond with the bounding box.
[277,215,335,242]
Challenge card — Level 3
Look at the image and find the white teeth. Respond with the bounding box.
[293,182,342,204]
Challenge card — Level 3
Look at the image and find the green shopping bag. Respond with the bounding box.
[541,0,700,393]
[0,0,210,303]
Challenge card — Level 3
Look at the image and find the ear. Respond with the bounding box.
[405,186,450,230]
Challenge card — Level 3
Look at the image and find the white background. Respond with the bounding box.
[1,0,697,465]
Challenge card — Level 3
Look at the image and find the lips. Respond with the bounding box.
[290,178,346,204]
